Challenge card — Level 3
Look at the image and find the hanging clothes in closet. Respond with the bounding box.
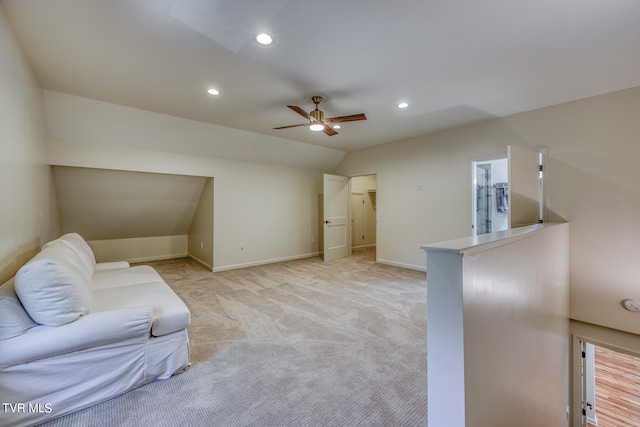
[494,182,508,213]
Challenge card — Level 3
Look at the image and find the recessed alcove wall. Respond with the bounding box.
[53,166,214,268]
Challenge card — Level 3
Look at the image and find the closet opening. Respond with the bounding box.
[350,174,377,261]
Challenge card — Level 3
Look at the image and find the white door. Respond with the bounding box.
[323,174,350,262]
[508,145,542,228]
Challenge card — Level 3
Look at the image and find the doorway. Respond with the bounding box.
[471,146,544,235]
[576,339,640,426]
[322,173,377,262]
[350,175,377,251]
[472,157,508,235]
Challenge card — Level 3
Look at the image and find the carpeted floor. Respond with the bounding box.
[40,248,427,426]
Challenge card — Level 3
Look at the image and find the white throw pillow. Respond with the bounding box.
[43,233,96,279]
[0,278,38,339]
[14,246,92,326]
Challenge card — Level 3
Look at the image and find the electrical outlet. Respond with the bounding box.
[311,237,315,243]
[200,242,204,249]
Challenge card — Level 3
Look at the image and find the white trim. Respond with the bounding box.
[571,335,586,427]
[127,252,188,264]
[377,258,425,272]
[584,342,597,426]
[189,254,213,271]
[213,252,321,272]
[348,170,378,178]
[352,244,377,250]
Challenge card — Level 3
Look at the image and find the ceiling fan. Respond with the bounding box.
[273,96,366,136]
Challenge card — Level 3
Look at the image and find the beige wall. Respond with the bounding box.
[88,235,188,264]
[188,177,214,269]
[336,119,517,270]
[0,6,58,283]
[53,166,207,241]
[336,86,640,337]
[424,224,570,427]
[46,97,324,271]
[44,91,346,172]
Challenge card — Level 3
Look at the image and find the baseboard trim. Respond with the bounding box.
[128,253,189,264]
[352,244,377,250]
[213,252,322,272]
[376,258,426,272]
[188,255,213,271]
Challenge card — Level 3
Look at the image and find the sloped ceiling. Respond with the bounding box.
[44,91,346,172]
[53,166,207,241]
[3,0,640,152]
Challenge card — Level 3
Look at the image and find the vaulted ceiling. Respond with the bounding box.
[3,0,640,152]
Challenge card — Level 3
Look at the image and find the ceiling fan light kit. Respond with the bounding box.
[273,96,366,136]
[255,33,273,45]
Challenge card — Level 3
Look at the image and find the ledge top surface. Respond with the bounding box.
[420,223,567,256]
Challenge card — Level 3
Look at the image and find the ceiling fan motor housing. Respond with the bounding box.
[310,108,324,122]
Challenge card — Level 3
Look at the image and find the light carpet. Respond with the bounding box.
[39,249,427,426]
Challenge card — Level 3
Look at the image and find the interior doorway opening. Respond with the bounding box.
[472,157,508,236]
[471,146,545,236]
[322,173,377,263]
[576,339,640,427]
[350,174,377,252]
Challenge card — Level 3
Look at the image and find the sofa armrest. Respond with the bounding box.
[95,261,130,271]
[0,306,152,367]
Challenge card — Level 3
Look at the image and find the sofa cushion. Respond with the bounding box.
[92,265,162,290]
[93,281,190,336]
[14,246,92,326]
[0,278,38,340]
[43,233,96,279]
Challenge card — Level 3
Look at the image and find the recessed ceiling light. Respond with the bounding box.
[333,125,341,129]
[256,33,273,45]
[398,102,409,109]
[207,88,220,95]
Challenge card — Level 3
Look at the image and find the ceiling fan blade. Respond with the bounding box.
[287,105,311,120]
[323,124,338,136]
[273,123,310,130]
[324,113,366,124]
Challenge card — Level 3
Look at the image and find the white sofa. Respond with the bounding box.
[0,233,191,427]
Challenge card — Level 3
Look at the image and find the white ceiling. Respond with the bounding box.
[3,0,640,152]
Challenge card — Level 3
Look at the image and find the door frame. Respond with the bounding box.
[348,172,378,256]
[324,172,377,261]
[508,145,544,228]
[471,153,507,236]
[470,147,547,235]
